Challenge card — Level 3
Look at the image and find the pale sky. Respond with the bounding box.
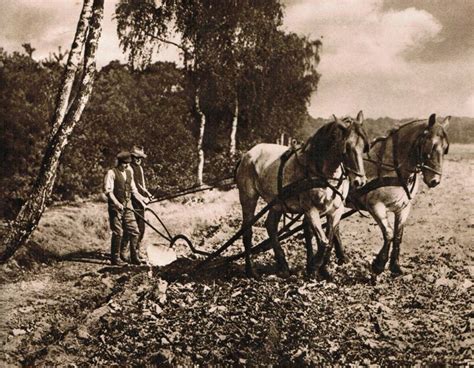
[1,0,473,119]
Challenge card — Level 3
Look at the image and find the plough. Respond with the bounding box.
[134,177,359,271]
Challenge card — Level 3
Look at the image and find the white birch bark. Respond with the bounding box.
[196,94,206,186]
[50,0,93,138]
[230,98,238,156]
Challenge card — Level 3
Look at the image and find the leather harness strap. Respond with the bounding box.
[277,148,294,199]
[276,147,346,211]
[351,127,421,203]
[392,131,413,199]
[377,138,387,178]
[277,149,296,212]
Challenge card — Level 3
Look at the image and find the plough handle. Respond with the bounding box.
[125,207,172,242]
[144,207,172,239]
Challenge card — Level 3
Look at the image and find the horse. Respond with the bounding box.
[235,111,369,279]
[334,113,450,276]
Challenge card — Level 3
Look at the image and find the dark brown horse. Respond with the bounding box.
[334,113,450,276]
[235,111,369,279]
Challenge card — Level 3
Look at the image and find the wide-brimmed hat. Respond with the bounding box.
[116,151,132,163]
[130,146,147,158]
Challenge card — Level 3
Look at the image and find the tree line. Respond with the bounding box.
[1,1,322,219]
[301,116,474,145]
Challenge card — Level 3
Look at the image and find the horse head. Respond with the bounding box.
[333,111,369,189]
[416,114,450,188]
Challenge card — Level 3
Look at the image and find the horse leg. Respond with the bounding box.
[305,209,329,278]
[333,224,347,265]
[370,204,394,275]
[389,205,411,276]
[240,194,259,278]
[319,210,344,281]
[265,210,289,278]
[303,216,314,276]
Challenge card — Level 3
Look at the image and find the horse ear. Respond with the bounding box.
[356,110,364,125]
[441,116,450,130]
[333,114,348,130]
[428,113,436,127]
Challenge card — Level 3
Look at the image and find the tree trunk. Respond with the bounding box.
[230,97,238,156]
[0,0,104,263]
[50,0,93,139]
[195,94,206,186]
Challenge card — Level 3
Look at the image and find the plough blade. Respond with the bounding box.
[147,243,177,266]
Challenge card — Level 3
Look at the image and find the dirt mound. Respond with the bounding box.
[10,247,471,366]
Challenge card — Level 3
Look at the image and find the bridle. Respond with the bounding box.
[361,120,449,199]
[410,127,449,176]
[340,120,369,179]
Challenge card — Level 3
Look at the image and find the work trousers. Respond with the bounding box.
[108,204,139,238]
[132,198,146,243]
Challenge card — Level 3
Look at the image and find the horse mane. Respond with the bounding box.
[307,119,347,173]
[389,119,425,136]
[370,119,426,148]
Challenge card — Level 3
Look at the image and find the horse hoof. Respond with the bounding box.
[318,268,332,282]
[277,269,291,279]
[389,264,403,276]
[369,274,377,286]
[305,270,316,280]
[336,256,347,265]
[246,268,259,279]
[371,260,385,275]
[306,265,317,279]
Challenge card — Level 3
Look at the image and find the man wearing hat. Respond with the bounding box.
[104,151,147,265]
[119,146,154,263]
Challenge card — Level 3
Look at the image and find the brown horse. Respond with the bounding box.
[235,111,369,279]
[334,113,450,276]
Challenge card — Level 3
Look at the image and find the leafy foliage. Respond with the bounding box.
[115,0,320,155]
[0,49,62,215]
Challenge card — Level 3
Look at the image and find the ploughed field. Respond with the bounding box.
[0,144,473,366]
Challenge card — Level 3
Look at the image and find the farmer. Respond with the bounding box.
[104,151,147,265]
[119,146,154,264]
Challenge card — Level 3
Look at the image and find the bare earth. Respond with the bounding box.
[0,144,473,366]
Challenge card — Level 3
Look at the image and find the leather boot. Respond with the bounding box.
[136,241,147,263]
[130,236,146,265]
[111,234,126,266]
[119,234,129,263]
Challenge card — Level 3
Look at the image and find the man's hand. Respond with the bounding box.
[115,202,124,212]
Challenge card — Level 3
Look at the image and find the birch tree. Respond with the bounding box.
[0,0,104,262]
[116,1,284,183]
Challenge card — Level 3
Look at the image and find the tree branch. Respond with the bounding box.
[144,30,190,57]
